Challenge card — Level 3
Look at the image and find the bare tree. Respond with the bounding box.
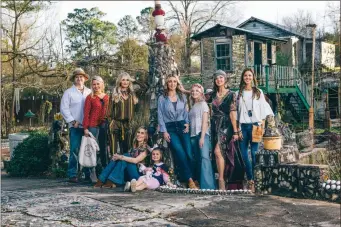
[1,0,67,136]
[282,10,318,38]
[167,0,240,75]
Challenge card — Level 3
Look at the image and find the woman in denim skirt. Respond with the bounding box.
[189,83,215,189]
[157,74,198,189]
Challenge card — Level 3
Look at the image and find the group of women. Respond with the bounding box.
[81,68,273,192]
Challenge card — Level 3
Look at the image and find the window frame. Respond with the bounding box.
[214,38,232,72]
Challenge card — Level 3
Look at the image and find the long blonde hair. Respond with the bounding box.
[163,74,184,101]
[190,83,205,104]
[90,76,105,97]
[112,72,138,104]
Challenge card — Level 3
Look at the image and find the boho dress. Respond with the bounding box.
[207,91,245,184]
[107,94,136,155]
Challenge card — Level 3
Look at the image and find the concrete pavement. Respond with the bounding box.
[1,174,340,226]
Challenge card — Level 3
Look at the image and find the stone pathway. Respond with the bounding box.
[1,175,340,226]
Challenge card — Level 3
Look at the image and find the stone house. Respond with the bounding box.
[191,23,287,89]
[237,17,336,70]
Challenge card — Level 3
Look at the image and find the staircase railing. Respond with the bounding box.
[250,65,298,89]
[295,77,311,110]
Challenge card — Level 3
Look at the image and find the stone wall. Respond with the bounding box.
[271,44,276,64]
[255,150,340,203]
[247,40,254,67]
[230,35,246,87]
[201,37,216,89]
[200,35,247,89]
[262,43,267,65]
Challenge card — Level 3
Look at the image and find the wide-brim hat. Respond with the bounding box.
[70,68,89,81]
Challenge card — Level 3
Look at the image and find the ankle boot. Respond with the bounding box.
[94,179,103,188]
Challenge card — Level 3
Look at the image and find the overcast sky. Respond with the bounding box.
[53,1,337,32]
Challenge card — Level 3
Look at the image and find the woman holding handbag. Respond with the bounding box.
[236,68,273,192]
[83,76,109,183]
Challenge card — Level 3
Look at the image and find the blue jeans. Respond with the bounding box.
[88,127,99,139]
[89,123,109,168]
[240,123,260,180]
[166,121,194,182]
[190,133,215,189]
[68,127,84,178]
[98,153,140,185]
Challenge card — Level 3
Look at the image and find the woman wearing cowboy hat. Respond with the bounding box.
[60,68,92,183]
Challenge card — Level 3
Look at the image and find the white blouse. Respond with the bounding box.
[235,89,274,124]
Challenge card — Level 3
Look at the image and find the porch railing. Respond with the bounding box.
[249,65,311,110]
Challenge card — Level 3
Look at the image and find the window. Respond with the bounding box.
[305,42,312,63]
[215,39,232,71]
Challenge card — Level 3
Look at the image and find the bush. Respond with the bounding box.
[7,131,51,177]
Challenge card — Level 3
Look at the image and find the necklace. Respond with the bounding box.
[217,90,227,98]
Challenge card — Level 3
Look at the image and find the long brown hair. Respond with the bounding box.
[163,74,184,101]
[238,68,260,99]
[132,126,148,149]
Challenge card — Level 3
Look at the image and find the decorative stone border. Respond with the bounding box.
[156,186,252,195]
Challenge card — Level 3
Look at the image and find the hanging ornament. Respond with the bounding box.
[14,88,20,115]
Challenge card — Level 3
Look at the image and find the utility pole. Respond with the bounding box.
[306,24,317,134]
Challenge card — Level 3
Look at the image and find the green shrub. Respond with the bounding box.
[7,131,51,177]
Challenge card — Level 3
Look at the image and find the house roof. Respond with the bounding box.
[191,24,288,42]
[237,16,306,38]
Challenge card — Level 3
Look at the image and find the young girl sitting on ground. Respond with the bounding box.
[125,147,174,192]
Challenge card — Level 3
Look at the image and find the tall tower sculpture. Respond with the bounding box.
[148,0,180,138]
[147,1,181,181]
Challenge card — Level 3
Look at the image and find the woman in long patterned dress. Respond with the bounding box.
[107,72,138,155]
[206,70,240,190]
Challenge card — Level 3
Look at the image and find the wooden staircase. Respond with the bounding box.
[231,65,312,122]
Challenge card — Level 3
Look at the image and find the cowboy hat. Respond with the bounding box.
[70,68,89,81]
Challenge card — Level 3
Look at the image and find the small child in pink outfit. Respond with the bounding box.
[125,147,174,192]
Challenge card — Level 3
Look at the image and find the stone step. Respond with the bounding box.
[298,148,329,165]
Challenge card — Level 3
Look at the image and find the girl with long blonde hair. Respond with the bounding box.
[107,72,139,155]
[189,83,215,189]
[83,76,109,183]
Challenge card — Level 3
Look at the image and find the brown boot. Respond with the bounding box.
[247,180,255,193]
[194,180,200,189]
[94,179,104,188]
[188,179,198,189]
[68,177,78,183]
[102,180,116,188]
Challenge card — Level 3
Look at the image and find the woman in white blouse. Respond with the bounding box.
[236,68,273,192]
